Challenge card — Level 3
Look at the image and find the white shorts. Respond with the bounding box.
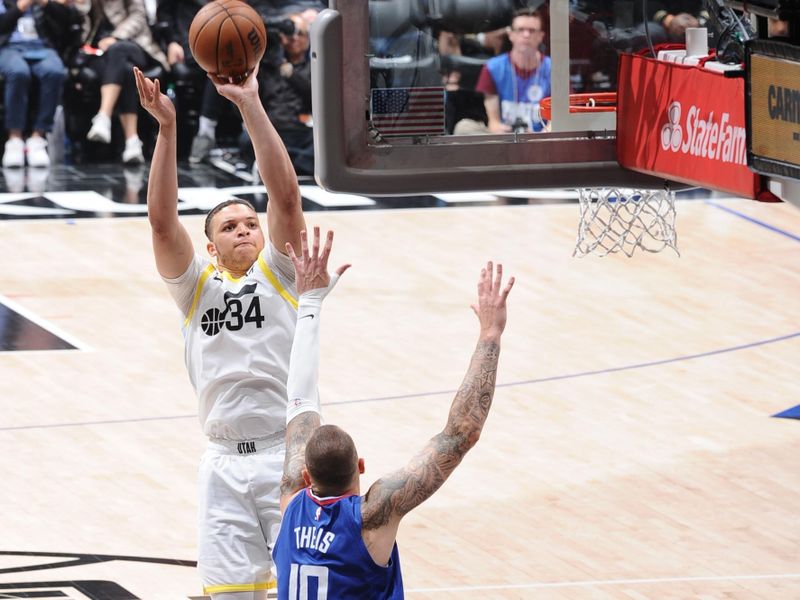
[198,434,284,596]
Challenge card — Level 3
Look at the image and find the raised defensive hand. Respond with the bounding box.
[470,261,514,340]
[134,67,175,127]
[285,227,351,296]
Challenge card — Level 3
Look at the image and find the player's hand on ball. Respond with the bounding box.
[471,261,514,341]
[286,227,351,297]
[208,63,260,106]
[134,67,175,127]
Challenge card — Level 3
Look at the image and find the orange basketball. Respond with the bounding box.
[189,0,266,80]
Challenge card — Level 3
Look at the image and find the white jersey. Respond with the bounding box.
[163,243,297,440]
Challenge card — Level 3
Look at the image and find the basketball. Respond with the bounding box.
[189,0,266,80]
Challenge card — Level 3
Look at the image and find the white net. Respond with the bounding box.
[574,187,679,257]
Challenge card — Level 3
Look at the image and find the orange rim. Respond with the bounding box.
[540,93,617,121]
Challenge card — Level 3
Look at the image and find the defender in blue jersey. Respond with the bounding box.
[273,228,514,600]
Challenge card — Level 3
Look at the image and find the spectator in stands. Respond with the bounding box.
[474,27,510,56]
[0,0,78,168]
[267,0,325,16]
[650,1,708,42]
[156,0,205,74]
[243,10,315,176]
[156,0,224,164]
[187,0,277,164]
[187,83,228,164]
[75,0,168,164]
[436,29,489,134]
[767,17,789,39]
[456,7,551,134]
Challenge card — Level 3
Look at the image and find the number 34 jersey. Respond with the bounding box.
[163,244,298,440]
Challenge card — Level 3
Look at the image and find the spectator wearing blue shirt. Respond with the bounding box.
[0,0,76,167]
[472,8,551,134]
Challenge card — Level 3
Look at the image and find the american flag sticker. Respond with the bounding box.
[370,87,446,137]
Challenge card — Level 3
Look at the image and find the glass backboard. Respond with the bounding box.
[310,0,675,195]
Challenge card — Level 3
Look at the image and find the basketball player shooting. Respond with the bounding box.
[134,63,305,599]
[274,226,514,598]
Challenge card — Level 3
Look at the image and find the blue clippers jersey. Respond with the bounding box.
[273,489,404,599]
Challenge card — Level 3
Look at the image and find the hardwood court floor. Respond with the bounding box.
[1,198,799,599]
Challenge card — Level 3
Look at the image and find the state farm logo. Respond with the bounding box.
[660,101,747,166]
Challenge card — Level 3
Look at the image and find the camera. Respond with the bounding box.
[262,17,296,65]
[261,15,295,67]
[265,17,295,43]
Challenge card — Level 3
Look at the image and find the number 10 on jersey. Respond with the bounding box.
[288,563,329,599]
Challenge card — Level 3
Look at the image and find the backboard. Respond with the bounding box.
[310,0,670,195]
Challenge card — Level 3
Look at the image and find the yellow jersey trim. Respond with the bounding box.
[258,254,298,310]
[221,269,244,283]
[184,263,216,327]
[203,581,276,594]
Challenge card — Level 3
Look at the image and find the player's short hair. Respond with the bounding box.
[511,7,543,26]
[305,425,359,496]
[204,199,258,240]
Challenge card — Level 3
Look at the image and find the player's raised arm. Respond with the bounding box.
[280,228,350,512]
[208,66,305,256]
[360,262,515,565]
[135,67,194,278]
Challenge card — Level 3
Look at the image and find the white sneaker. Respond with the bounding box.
[122,136,144,164]
[189,132,215,164]
[123,164,145,193]
[2,167,25,192]
[2,137,25,168]
[26,136,50,168]
[27,167,49,193]
[87,113,112,143]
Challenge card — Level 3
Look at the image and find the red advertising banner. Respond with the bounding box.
[617,53,761,198]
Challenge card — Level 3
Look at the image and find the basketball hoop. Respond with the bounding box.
[538,93,618,120]
[541,93,679,257]
[574,187,679,257]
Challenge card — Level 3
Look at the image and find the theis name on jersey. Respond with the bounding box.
[295,526,336,554]
[200,282,266,336]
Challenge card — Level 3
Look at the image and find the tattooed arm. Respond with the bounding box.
[279,228,350,513]
[281,411,321,511]
[361,262,514,566]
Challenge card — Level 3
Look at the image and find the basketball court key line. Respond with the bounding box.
[405,572,800,593]
[705,200,800,243]
[1,332,796,431]
[0,294,91,352]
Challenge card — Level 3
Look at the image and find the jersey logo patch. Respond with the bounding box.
[223,283,258,300]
